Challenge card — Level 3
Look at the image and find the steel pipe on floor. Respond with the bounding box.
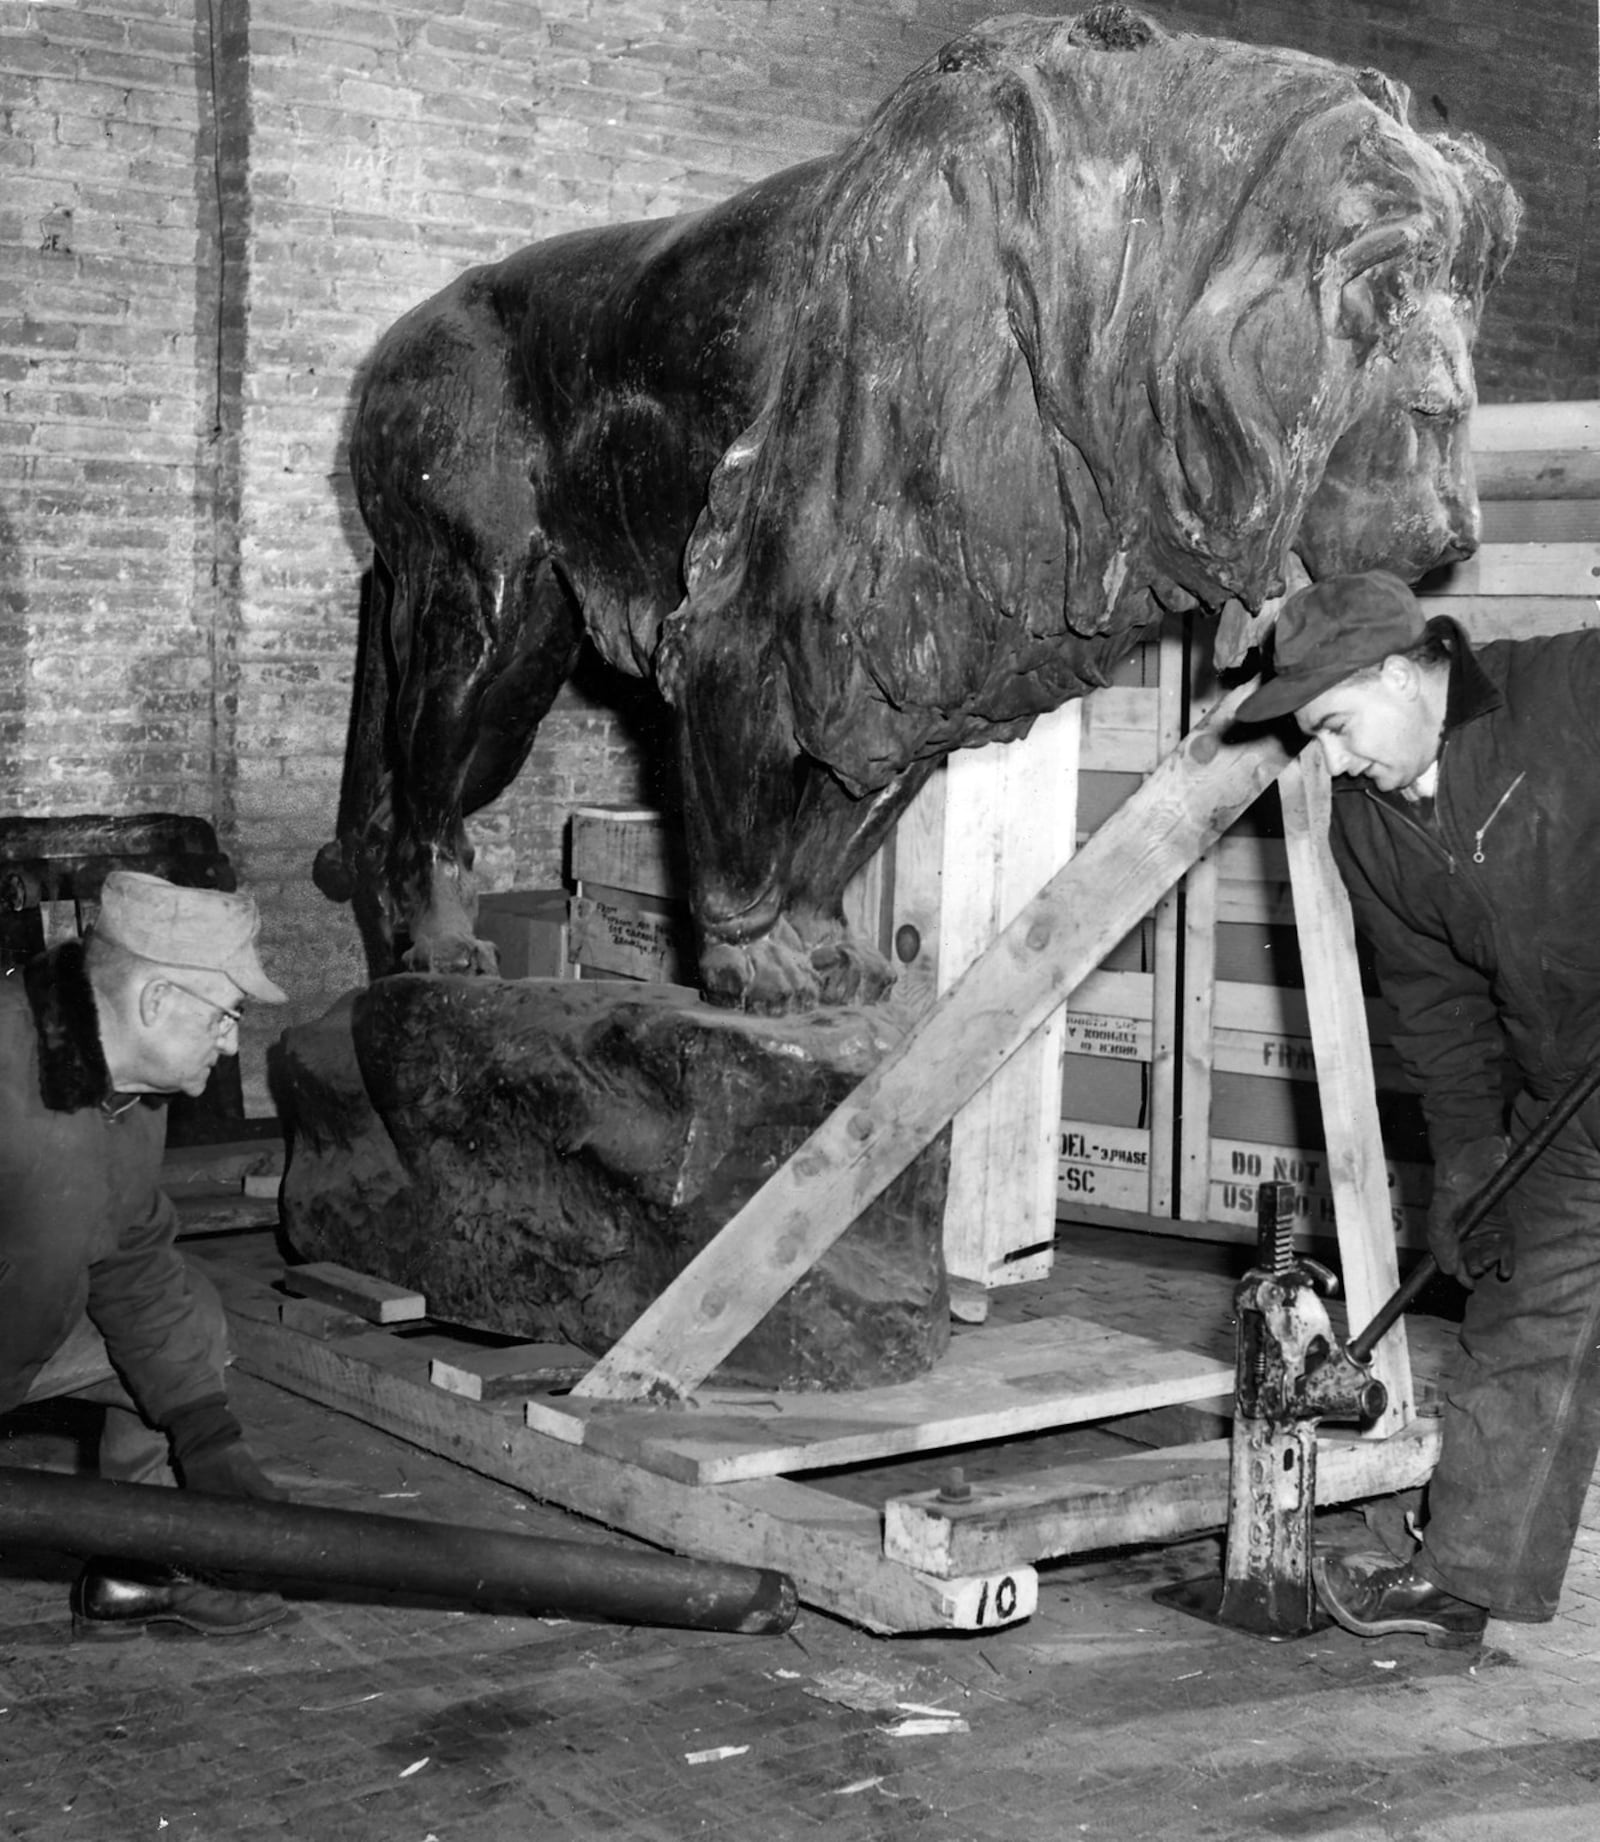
[0,1466,798,1634]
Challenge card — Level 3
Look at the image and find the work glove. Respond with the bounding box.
[1427,1136,1514,1288]
[165,1397,289,1501]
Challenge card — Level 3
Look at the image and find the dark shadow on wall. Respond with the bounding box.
[191,0,252,845]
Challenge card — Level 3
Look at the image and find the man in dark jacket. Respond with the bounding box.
[1237,570,1600,1649]
[1,870,290,1637]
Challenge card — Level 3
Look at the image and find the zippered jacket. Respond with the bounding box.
[0,941,224,1420]
[1328,620,1600,1166]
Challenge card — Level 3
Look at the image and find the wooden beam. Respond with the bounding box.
[1277,750,1413,1434]
[573,685,1292,1403]
[881,1418,1440,1577]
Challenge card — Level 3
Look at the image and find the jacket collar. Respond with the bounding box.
[22,940,119,1112]
[1437,616,1501,735]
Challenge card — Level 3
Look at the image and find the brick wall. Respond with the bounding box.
[1,0,1594,1109]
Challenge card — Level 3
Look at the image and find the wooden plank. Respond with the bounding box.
[527,1314,1233,1484]
[1470,400,1600,452]
[1078,684,1161,773]
[882,763,946,1016]
[1213,978,1396,1043]
[1475,449,1600,502]
[571,685,1293,1403]
[280,1261,426,1324]
[569,806,679,899]
[1480,499,1600,545]
[881,1418,1441,1577]
[939,702,1079,1287]
[1147,621,1186,1215]
[1065,968,1152,1019]
[162,1137,285,1191]
[206,1258,1036,1634]
[1414,594,1600,641]
[1278,751,1413,1434]
[840,845,887,957]
[1420,541,1600,599]
[430,1341,592,1401]
[1211,1027,1409,1090]
[1179,846,1220,1220]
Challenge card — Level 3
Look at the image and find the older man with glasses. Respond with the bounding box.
[0,870,292,1638]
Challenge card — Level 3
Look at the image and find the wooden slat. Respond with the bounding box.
[569,806,679,899]
[939,701,1079,1287]
[1479,499,1600,545]
[281,1261,426,1325]
[571,685,1293,1403]
[1147,621,1186,1215]
[527,1314,1233,1484]
[882,762,946,1016]
[1416,594,1600,641]
[1421,541,1600,598]
[1470,400,1600,452]
[1279,750,1413,1433]
[881,1419,1440,1577]
[429,1341,591,1401]
[1211,1026,1409,1090]
[1475,449,1600,502]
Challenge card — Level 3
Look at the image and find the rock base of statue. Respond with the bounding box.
[271,976,951,1392]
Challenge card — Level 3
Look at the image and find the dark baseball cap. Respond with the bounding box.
[1235,572,1427,724]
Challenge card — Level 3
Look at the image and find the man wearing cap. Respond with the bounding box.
[0,870,291,1637]
[1237,570,1600,1650]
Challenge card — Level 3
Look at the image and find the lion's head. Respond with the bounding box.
[666,6,1519,791]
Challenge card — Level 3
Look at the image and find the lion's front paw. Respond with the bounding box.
[807,939,895,1007]
[698,934,821,1014]
[401,929,501,977]
[698,923,894,1013]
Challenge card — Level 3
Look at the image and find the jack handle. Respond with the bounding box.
[1347,1053,1600,1365]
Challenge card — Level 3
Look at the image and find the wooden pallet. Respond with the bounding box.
[216,664,1459,1632]
[204,1230,1443,1635]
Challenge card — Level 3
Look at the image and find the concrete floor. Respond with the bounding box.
[5,1233,1600,1842]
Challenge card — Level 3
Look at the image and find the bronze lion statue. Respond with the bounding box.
[319,5,1518,1012]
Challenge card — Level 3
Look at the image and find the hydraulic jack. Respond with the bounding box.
[1155,1179,1386,1637]
[1159,1052,1600,1639]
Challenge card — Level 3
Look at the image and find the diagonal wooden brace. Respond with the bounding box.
[574,684,1293,1403]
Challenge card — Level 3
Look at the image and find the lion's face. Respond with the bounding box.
[1293,287,1483,584]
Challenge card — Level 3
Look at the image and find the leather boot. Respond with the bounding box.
[1313,1551,1488,1650]
[71,1559,289,1639]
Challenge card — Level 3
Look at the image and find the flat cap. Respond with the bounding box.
[1236,572,1427,724]
[95,870,287,1004]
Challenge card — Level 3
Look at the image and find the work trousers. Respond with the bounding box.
[1420,1088,1600,1621]
[17,1261,229,1488]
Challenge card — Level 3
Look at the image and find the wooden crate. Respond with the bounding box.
[1061,400,1600,1256]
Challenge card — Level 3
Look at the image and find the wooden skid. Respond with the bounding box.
[882,1418,1441,1578]
[203,1253,1036,1636]
[525,1314,1233,1484]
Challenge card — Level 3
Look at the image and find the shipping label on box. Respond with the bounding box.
[1060,1012,1151,1062]
[1057,1121,1151,1210]
[1207,1135,1429,1243]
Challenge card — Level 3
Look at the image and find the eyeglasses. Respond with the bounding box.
[163,978,244,1036]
